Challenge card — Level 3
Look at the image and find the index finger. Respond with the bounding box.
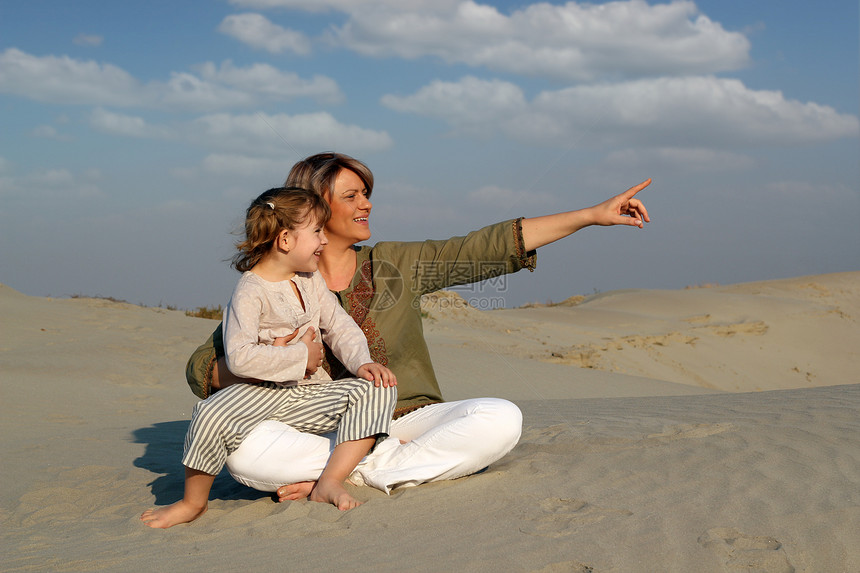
[620,178,651,201]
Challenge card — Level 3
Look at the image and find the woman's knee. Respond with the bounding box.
[443,398,522,468]
[478,398,523,444]
[436,397,522,451]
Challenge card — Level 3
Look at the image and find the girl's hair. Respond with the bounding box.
[232,186,331,273]
[285,152,374,199]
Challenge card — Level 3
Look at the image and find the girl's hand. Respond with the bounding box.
[590,179,651,228]
[357,363,397,388]
[300,327,324,375]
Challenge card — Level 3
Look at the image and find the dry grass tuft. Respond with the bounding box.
[185,305,223,320]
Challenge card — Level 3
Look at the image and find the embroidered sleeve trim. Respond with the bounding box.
[514,217,537,271]
[202,352,215,398]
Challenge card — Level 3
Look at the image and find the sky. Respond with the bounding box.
[1,0,858,311]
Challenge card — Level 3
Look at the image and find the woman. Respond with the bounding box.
[186,152,650,499]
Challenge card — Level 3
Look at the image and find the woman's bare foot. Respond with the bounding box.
[140,500,207,529]
[276,481,315,502]
[309,477,361,510]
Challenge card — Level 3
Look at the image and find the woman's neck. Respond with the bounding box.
[318,238,357,292]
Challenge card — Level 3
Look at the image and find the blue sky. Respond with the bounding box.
[1,0,857,310]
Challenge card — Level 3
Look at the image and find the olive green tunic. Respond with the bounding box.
[186,218,536,417]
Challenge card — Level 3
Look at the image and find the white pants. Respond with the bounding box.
[226,397,522,494]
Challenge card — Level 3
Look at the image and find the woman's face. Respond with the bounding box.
[324,168,372,245]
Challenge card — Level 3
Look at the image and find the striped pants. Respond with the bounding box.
[182,379,396,476]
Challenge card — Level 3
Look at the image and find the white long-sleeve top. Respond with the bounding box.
[223,270,371,385]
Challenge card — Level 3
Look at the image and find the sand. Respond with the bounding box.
[1,272,858,572]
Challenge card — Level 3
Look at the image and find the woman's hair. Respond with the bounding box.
[232,186,331,273]
[285,152,374,200]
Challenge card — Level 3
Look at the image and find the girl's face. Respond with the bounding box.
[324,168,372,245]
[284,213,328,273]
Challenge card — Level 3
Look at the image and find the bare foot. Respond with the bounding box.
[309,477,362,510]
[276,481,315,503]
[140,500,207,529]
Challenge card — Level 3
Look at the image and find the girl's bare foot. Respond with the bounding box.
[309,477,361,510]
[140,500,207,529]
[276,481,315,502]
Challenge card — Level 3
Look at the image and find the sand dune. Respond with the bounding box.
[1,273,858,572]
[424,272,859,395]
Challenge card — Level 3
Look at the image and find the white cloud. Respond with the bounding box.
[468,185,555,211]
[0,48,341,110]
[0,167,104,201]
[383,75,860,148]
[89,108,174,138]
[159,71,260,109]
[218,13,311,55]
[200,153,290,177]
[191,111,393,155]
[229,0,446,11]
[603,147,756,173]
[765,180,857,200]
[196,60,342,104]
[382,76,526,136]
[231,0,751,81]
[81,107,390,156]
[31,125,72,141]
[0,48,144,106]
[73,34,104,47]
[27,168,76,186]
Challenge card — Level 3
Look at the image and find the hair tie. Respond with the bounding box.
[266,202,275,210]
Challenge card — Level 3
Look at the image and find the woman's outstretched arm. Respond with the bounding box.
[521,179,651,252]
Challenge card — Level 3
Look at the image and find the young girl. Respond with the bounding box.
[141,187,397,528]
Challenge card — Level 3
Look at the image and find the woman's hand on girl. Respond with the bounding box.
[357,363,397,388]
[272,328,299,347]
[300,327,324,375]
